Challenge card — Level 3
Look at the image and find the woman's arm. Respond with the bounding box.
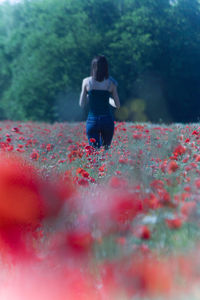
[79,79,87,108]
[111,83,120,109]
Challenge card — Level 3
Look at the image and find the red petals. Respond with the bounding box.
[150,179,164,190]
[167,160,179,173]
[46,143,53,151]
[0,155,44,228]
[0,153,74,259]
[77,178,89,186]
[89,138,96,144]
[66,229,93,254]
[76,167,90,178]
[165,217,183,229]
[181,201,196,217]
[30,151,40,161]
[109,176,128,189]
[195,178,200,189]
[12,127,20,133]
[134,225,151,240]
[173,144,186,157]
[111,193,143,224]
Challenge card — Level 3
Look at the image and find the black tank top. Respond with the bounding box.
[87,78,112,117]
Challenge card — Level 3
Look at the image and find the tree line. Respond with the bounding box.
[0,0,200,123]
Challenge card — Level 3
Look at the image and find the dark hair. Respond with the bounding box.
[90,55,109,82]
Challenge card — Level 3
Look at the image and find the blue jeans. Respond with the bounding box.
[86,114,114,148]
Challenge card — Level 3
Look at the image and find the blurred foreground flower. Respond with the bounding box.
[0,153,74,259]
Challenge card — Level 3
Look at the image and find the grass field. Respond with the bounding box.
[0,120,200,299]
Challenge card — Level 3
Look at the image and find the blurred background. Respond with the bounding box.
[0,0,200,123]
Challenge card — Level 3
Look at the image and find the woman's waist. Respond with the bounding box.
[87,112,113,120]
[88,105,111,114]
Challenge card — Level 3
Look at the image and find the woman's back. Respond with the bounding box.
[85,76,112,116]
[85,76,112,92]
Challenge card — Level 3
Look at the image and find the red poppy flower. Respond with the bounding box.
[181,202,196,217]
[134,225,151,240]
[66,229,93,254]
[111,193,143,224]
[89,138,96,144]
[30,151,40,161]
[165,217,183,229]
[173,144,186,156]
[167,160,179,173]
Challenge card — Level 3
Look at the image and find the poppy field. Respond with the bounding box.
[1,120,200,299]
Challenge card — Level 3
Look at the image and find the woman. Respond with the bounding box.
[79,55,120,149]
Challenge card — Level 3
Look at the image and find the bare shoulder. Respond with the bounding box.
[82,76,92,91]
[83,76,92,84]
